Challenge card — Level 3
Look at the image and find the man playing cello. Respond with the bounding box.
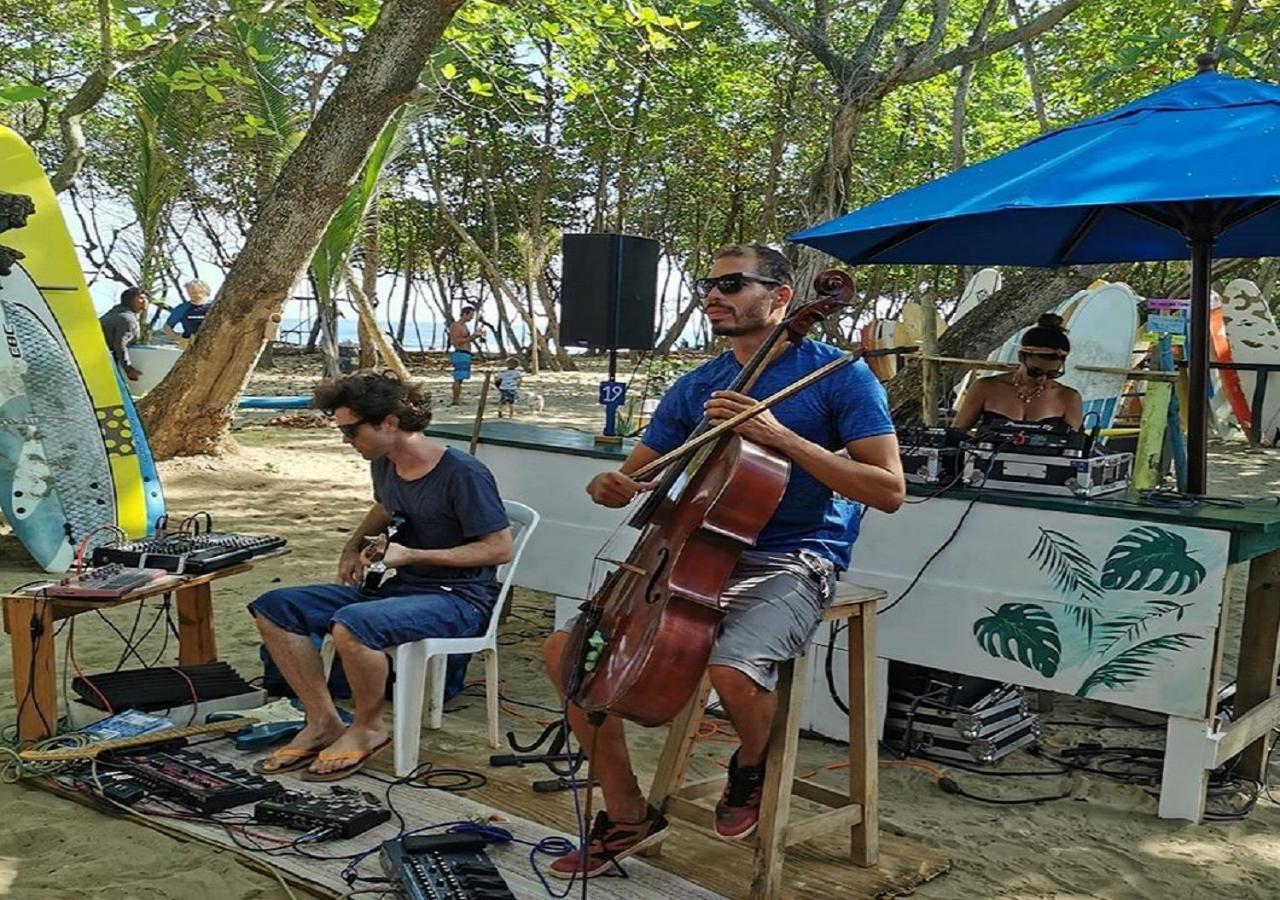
[541,243,904,878]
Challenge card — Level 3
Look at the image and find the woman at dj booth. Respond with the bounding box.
[951,313,1084,433]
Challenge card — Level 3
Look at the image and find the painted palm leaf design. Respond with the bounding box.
[1096,599,1192,654]
[1101,526,1205,595]
[1029,528,1102,643]
[973,603,1061,677]
[1076,633,1202,697]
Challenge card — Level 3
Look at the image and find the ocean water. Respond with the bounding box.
[276,317,449,351]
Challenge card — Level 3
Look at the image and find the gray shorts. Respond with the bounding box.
[563,549,835,692]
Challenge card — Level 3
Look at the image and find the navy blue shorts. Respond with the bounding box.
[248,580,488,650]
[499,389,517,405]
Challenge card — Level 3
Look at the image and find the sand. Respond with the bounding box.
[3,352,1280,899]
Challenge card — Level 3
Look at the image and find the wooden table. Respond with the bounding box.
[3,562,259,743]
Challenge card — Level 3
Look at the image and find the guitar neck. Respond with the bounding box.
[20,718,257,762]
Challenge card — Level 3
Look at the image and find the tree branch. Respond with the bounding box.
[51,0,296,193]
[898,0,1086,85]
[746,0,848,81]
[852,0,907,69]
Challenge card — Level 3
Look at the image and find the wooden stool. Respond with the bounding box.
[644,582,884,899]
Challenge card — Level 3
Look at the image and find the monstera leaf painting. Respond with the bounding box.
[1101,526,1205,595]
[973,603,1061,677]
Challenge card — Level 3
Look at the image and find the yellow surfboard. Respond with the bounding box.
[0,126,164,571]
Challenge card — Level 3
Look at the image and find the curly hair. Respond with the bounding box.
[311,370,433,432]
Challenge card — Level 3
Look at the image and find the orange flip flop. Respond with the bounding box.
[252,747,320,775]
[299,738,392,783]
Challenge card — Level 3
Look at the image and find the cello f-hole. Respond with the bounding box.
[644,548,670,605]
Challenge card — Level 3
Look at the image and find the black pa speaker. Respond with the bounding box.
[560,233,659,350]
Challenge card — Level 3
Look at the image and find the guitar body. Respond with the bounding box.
[563,435,790,726]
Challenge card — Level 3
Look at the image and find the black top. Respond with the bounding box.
[976,410,1073,433]
[371,448,510,612]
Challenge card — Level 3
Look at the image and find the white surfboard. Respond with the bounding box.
[1220,278,1280,444]
[0,264,117,571]
[953,268,1002,323]
[1059,282,1141,431]
[127,344,183,397]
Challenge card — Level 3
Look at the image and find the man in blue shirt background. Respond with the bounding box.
[162,278,212,348]
[542,243,904,878]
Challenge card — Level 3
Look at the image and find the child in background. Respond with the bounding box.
[494,357,524,419]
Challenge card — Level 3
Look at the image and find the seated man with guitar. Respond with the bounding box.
[541,244,904,878]
[249,371,513,781]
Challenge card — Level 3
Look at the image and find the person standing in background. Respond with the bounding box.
[493,357,524,419]
[99,286,147,381]
[163,278,213,349]
[448,306,479,406]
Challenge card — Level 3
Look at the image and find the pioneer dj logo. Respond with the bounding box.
[3,323,20,359]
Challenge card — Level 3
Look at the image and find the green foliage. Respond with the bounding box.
[973,603,1062,677]
[1101,526,1206,595]
[1076,633,1202,697]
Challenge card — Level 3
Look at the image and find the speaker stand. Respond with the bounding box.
[595,347,627,446]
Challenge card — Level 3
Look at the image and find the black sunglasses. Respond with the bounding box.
[695,272,783,297]
[1019,353,1066,379]
[336,418,369,438]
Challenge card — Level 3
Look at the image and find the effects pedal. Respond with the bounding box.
[106,747,283,814]
[253,790,391,839]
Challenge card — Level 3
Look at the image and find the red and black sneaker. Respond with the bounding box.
[549,805,670,880]
[714,750,767,840]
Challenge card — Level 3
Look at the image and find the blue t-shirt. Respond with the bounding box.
[165,301,211,337]
[642,339,894,570]
[371,448,511,613]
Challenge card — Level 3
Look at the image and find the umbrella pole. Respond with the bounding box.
[1187,236,1213,495]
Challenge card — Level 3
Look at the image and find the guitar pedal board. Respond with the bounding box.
[381,832,516,900]
[105,747,282,814]
[253,790,391,839]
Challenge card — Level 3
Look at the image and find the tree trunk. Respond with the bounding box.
[397,240,414,346]
[358,195,380,368]
[885,265,1107,421]
[344,269,410,380]
[138,0,463,457]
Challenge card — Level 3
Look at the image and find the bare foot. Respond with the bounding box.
[258,718,345,773]
[308,724,390,775]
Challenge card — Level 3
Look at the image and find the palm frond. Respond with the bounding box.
[230,21,306,161]
[1029,528,1104,605]
[1076,633,1202,697]
[1095,599,1194,654]
[311,108,410,298]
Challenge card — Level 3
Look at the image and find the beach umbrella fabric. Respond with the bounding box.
[791,61,1280,494]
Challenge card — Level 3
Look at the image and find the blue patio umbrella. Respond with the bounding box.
[791,58,1280,494]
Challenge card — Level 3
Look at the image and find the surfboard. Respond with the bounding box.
[1209,292,1250,435]
[1220,278,1280,444]
[954,268,1001,323]
[127,344,183,397]
[1059,282,1140,431]
[238,396,311,410]
[0,126,164,571]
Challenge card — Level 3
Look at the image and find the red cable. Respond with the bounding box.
[68,620,114,716]
[168,666,200,726]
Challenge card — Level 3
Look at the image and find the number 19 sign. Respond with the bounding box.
[598,380,628,437]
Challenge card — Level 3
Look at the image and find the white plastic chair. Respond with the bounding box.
[322,500,540,776]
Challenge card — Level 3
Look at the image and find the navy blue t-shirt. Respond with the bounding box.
[371,448,510,612]
[165,300,211,337]
[642,339,894,570]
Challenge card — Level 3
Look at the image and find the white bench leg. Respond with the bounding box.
[393,642,430,777]
[1158,715,1211,822]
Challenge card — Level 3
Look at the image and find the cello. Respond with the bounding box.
[561,270,859,727]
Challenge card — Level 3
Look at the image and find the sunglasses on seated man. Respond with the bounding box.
[1019,351,1066,379]
[695,272,783,297]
